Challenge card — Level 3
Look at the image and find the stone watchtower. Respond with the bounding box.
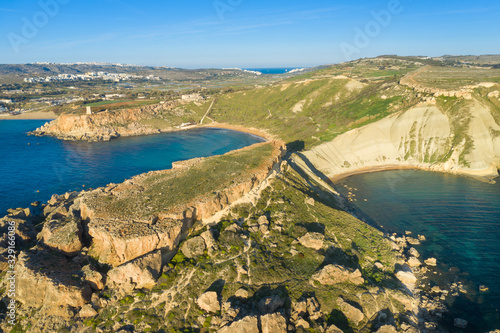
[86,106,92,115]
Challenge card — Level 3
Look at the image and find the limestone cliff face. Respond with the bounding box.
[78,141,285,266]
[295,100,500,181]
[30,101,179,141]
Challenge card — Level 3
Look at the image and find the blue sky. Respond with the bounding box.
[0,0,499,68]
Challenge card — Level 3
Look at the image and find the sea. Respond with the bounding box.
[0,120,264,216]
[334,170,500,332]
[244,68,303,75]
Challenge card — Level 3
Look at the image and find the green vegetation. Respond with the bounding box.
[89,167,401,331]
[189,61,420,150]
[435,96,475,166]
[90,142,275,219]
[411,66,500,89]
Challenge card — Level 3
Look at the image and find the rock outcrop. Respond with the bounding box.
[78,140,284,266]
[311,264,364,285]
[260,313,287,333]
[197,291,221,313]
[0,139,285,327]
[37,218,83,255]
[181,236,207,258]
[298,232,325,250]
[106,251,162,292]
[87,217,185,267]
[337,298,364,326]
[15,250,92,316]
[218,316,260,333]
[30,100,182,141]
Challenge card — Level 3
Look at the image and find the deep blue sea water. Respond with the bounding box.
[244,68,302,75]
[335,170,500,332]
[0,120,264,216]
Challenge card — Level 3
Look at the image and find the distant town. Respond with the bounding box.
[24,72,161,83]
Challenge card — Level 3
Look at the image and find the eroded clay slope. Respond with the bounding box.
[296,100,500,180]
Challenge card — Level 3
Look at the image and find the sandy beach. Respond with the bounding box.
[0,111,57,120]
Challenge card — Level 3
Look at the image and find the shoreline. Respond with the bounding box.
[329,164,499,184]
[333,174,497,332]
[200,122,274,141]
[30,119,273,143]
[0,111,57,120]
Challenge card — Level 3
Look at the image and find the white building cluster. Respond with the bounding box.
[24,72,160,83]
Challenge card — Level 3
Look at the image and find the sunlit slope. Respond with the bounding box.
[296,82,500,180]
[191,58,424,149]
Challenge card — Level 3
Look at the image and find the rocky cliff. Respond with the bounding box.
[30,100,193,141]
[0,141,284,326]
[295,98,500,182]
[0,138,445,333]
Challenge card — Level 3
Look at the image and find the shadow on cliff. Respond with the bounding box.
[285,150,342,211]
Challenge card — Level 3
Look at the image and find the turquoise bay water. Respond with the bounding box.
[0,120,264,215]
[335,170,500,332]
[244,68,300,74]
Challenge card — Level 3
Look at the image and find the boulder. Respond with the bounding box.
[376,325,397,333]
[258,215,269,226]
[295,318,310,329]
[15,250,91,316]
[479,285,489,292]
[218,315,259,333]
[454,318,468,329]
[260,313,287,333]
[82,265,105,291]
[408,247,419,257]
[292,296,322,321]
[88,218,183,266]
[37,218,83,255]
[298,232,324,250]
[106,250,162,292]
[197,291,220,313]
[7,207,30,218]
[407,257,421,267]
[235,288,250,298]
[326,324,344,333]
[78,304,98,318]
[311,264,364,285]
[407,238,420,245]
[425,258,437,266]
[181,236,207,258]
[337,298,364,326]
[258,215,270,234]
[200,229,217,254]
[396,271,417,287]
[258,295,284,314]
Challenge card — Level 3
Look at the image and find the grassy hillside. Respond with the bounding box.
[189,58,424,149]
[82,167,407,332]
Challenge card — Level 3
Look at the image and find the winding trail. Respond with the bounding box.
[200,98,216,125]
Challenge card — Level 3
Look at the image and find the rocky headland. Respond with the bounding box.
[0,136,455,332]
[29,100,194,142]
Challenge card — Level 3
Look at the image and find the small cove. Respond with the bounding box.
[0,120,265,216]
[334,170,500,332]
